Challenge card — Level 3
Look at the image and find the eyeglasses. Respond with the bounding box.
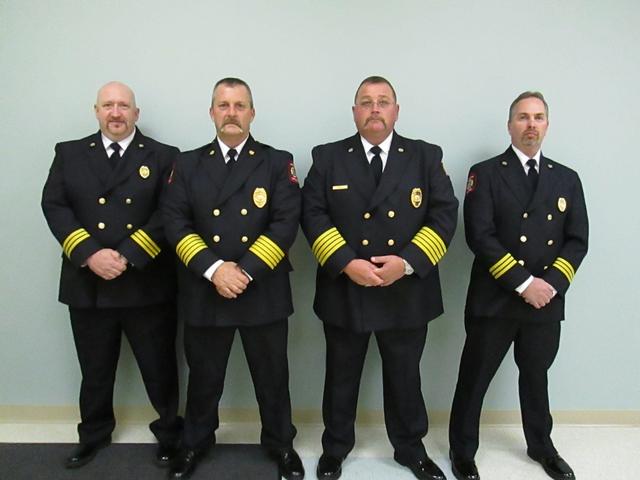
[355,100,395,110]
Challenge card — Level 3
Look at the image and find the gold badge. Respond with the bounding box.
[558,197,567,212]
[139,165,150,179]
[411,188,422,208]
[253,188,267,208]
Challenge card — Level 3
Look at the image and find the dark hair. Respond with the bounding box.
[211,77,254,108]
[354,76,397,103]
[509,91,548,121]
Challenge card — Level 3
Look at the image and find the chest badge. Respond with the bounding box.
[253,187,267,208]
[139,165,150,179]
[557,197,567,212]
[411,188,422,208]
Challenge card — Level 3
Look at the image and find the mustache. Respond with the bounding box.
[223,118,241,127]
[365,116,386,127]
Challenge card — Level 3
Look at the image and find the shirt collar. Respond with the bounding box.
[102,128,136,154]
[360,131,394,158]
[217,136,249,162]
[511,144,541,170]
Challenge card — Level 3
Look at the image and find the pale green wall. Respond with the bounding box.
[1,0,638,412]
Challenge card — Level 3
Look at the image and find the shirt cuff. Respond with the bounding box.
[204,259,224,281]
[516,275,534,294]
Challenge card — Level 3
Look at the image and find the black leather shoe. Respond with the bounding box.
[394,452,446,480]
[156,443,179,467]
[168,449,202,479]
[528,452,575,480]
[317,453,343,479]
[449,450,479,480]
[64,438,111,469]
[274,448,305,479]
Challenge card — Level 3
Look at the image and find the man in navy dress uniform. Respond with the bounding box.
[42,81,182,469]
[302,76,458,480]
[163,78,304,480]
[449,91,589,480]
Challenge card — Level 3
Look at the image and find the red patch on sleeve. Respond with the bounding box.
[167,163,175,184]
[288,161,299,184]
[465,172,477,194]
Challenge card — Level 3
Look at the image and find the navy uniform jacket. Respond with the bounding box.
[301,133,459,332]
[41,130,178,308]
[162,136,301,327]
[464,147,589,322]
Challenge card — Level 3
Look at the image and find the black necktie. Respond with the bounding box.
[370,145,382,185]
[526,158,538,192]
[109,142,121,170]
[227,148,238,172]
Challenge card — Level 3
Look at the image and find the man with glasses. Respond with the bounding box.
[302,76,458,480]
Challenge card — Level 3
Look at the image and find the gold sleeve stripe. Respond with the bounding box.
[411,227,447,265]
[176,233,208,266]
[312,227,347,266]
[62,228,91,258]
[131,230,161,258]
[553,257,575,282]
[249,235,285,270]
[489,253,517,279]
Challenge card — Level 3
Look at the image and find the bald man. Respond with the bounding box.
[42,81,182,469]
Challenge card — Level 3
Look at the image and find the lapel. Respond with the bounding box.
[342,134,377,201]
[496,147,531,208]
[201,138,228,192]
[216,135,264,205]
[368,132,409,211]
[105,129,151,191]
[85,132,112,189]
[527,154,557,212]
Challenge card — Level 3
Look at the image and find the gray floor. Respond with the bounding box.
[1,421,638,479]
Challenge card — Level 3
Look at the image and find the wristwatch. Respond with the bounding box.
[402,259,414,276]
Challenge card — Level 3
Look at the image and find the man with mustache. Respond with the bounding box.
[41,81,182,468]
[449,92,589,480]
[302,76,458,480]
[163,78,304,479]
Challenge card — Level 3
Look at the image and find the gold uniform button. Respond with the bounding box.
[547,239,554,246]
[518,259,525,266]
[126,224,133,230]
[362,239,369,246]
[544,265,549,270]
[98,222,105,230]
[387,210,395,218]
[547,214,553,221]
[387,239,395,246]
[241,236,249,243]
[125,198,132,205]
[213,209,220,216]
[98,197,106,205]
[213,235,220,242]
[363,212,371,220]
[240,208,248,216]
[520,235,527,243]
[522,212,528,219]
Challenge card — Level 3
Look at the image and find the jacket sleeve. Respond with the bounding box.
[117,145,179,269]
[162,156,220,277]
[41,143,102,267]
[237,153,301,280]
[464,164,531,291]
[542,174,589,296]
[301,146,357,278]
[399,145,459,278]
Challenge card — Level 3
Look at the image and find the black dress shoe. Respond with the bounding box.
[168,449,202,479]
[317,453,343,479]
[449,450,479,480]
[528,452,575,480]
[394,452,447,480]
[64,439,111,469]
[274,448,305,479]
[155,443,179,467]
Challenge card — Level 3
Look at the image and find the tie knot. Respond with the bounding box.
[228,148,238,162]
[110,142,121,154]
[526,159,537,170]
[370,145,382,156]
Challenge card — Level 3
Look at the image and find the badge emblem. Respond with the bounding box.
[466,172,477,194]
[411,188,422,208]
[139,165,150,179]
[288,161,298,184]
[253,188,267,208]
[558,197,567,212]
